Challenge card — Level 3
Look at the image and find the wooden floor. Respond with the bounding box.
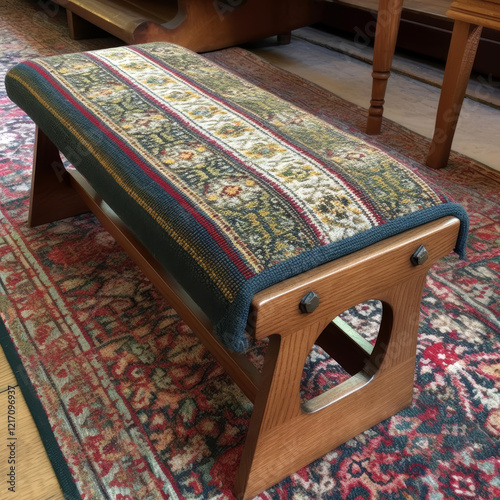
[0,347,64,499]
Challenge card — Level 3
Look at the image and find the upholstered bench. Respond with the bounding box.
[5,43,468,499]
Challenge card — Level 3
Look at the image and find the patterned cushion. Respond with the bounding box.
[5,43,468,352]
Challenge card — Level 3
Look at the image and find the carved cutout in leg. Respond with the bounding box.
[234,212,464,500]
[316,317,374,375]
[236,272,429,499]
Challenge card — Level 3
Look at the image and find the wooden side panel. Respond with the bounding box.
[236,217,460,499]
[250,217,461,339]
[29,127,88,227]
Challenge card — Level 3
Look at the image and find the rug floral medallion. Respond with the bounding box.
[0,1,499,499]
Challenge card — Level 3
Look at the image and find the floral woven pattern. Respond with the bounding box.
[6,42,466,351]
[0,1,498,499]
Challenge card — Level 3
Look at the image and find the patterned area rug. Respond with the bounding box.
[1,1,499,499]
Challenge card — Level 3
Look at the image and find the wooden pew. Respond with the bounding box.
[52,0,326,52]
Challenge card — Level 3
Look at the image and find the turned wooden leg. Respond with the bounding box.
[367,0,404,135]
[29,126,88,227]
[426,21,482,169]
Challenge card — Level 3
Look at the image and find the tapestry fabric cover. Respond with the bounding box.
[5,43,468,352]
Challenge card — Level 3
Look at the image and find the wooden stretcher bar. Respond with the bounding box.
[29,126,461,499]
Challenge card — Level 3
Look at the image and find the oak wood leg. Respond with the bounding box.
[237,216,460,498]
[235,272,428,500]
[235,324,325,500]
[29,126,88,227]
[426,21,482,169]
[367,0,404,135]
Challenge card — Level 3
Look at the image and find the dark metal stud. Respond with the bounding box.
[410,244,429,266]
[299,291,320,313]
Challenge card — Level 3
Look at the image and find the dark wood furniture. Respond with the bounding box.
[45,1,443,143]
[52,0,325,52]
[427,0,500,168]
[51,0,403,137]
[321,1,500,136]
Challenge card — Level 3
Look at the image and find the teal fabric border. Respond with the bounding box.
[0,318,81,500]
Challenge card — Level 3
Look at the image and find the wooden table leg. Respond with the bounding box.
[366,0,404,135]
[426,21,482,169]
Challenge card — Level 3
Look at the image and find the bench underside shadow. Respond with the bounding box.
[30,126,460,499]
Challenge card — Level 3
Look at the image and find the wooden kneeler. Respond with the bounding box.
[30,127,460,499]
